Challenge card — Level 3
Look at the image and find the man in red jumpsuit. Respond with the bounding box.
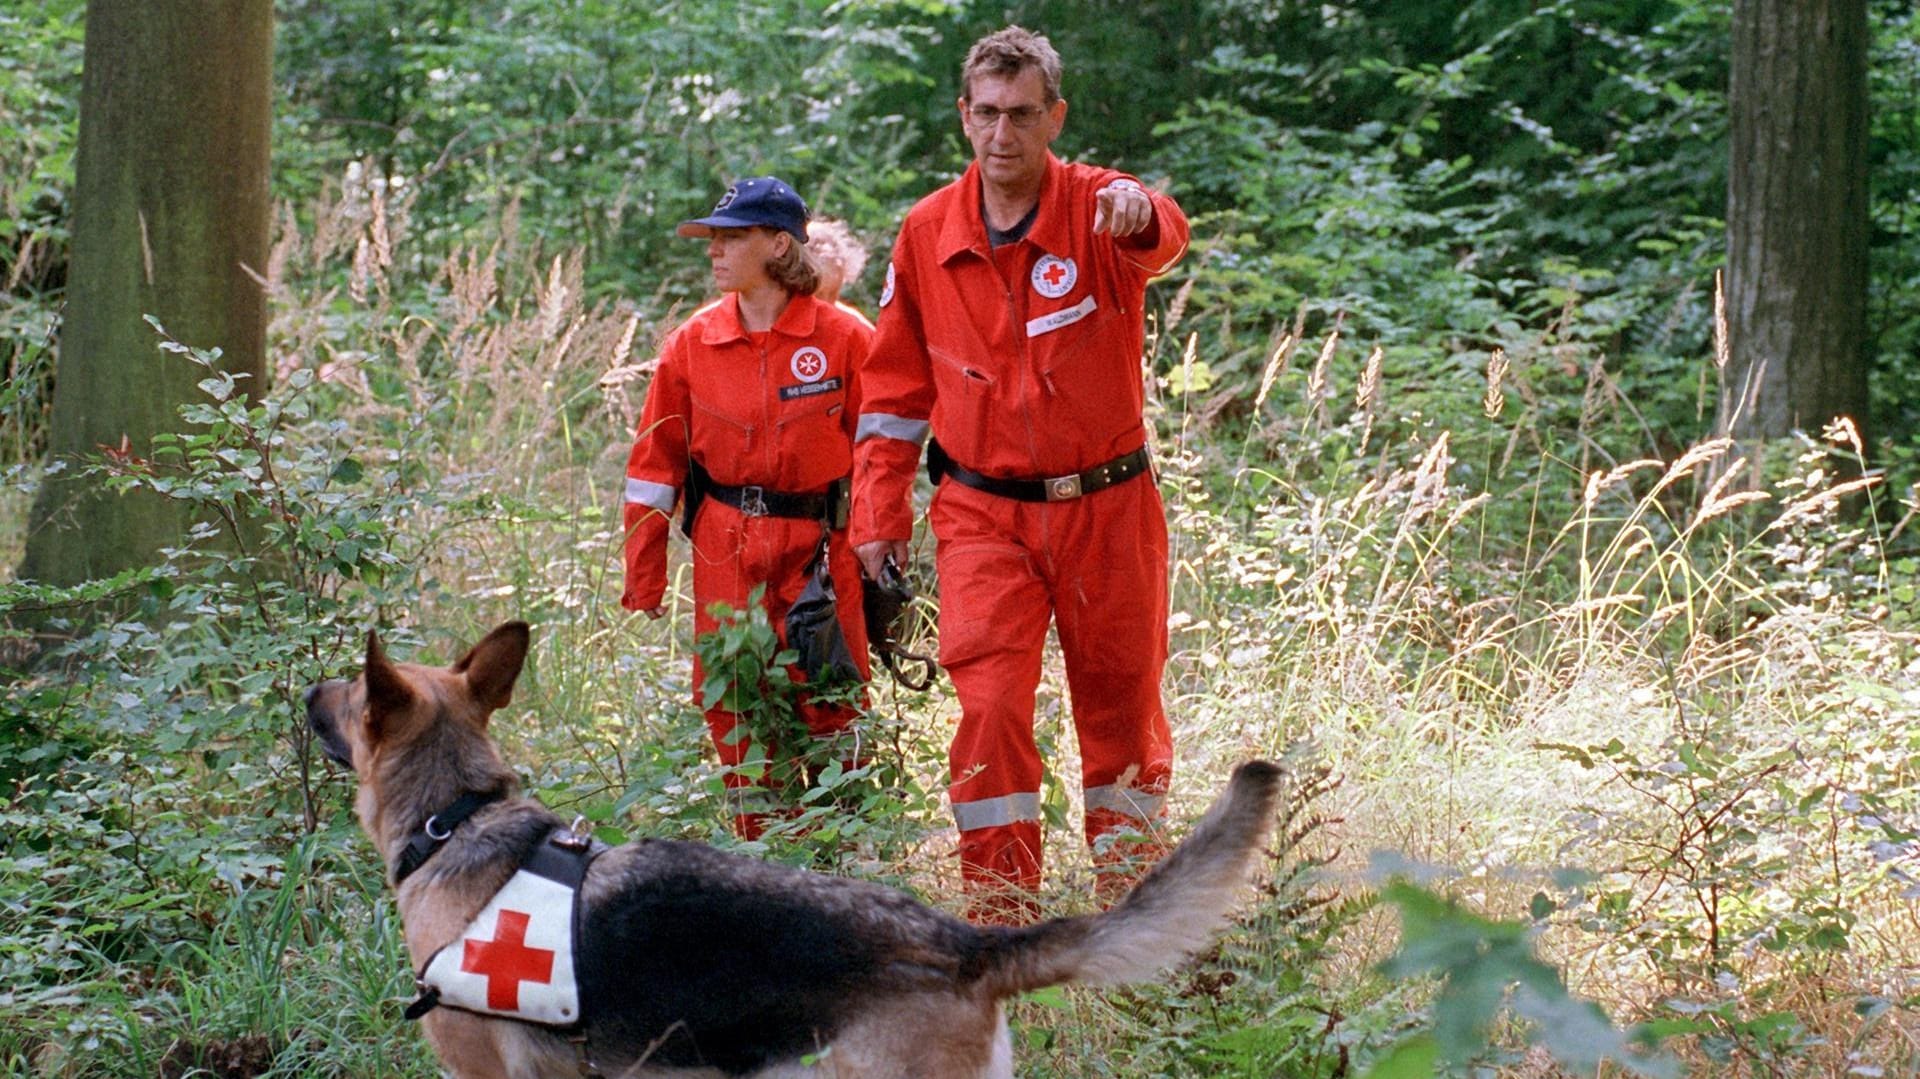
[852,27,1190,920]
[623,177,872,837]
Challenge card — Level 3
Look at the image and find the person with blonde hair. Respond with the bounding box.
[807,217,873,328]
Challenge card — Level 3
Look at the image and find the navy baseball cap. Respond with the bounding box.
[677,176,810,242]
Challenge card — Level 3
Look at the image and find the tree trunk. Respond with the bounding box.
[1721,0,1870,444]
[19,0,273,587]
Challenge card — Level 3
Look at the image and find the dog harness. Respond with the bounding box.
[402,818,601,1031]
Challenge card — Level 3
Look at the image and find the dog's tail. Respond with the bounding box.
[976,760,1282,997]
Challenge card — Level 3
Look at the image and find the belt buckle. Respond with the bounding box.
[740,486,768,516]
[1045,474,1083,501]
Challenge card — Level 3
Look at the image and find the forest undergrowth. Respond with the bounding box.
[1,171,1917,1078]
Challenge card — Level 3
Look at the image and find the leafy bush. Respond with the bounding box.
[680,594,947,871]
[0,327,459,1065]
[1363,877,1677,1078]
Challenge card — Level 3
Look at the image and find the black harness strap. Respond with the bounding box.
[392,789,507,885]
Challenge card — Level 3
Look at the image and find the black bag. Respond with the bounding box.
[783,535,860,684]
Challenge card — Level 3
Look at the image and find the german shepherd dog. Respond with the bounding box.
[307,621,1281,1078]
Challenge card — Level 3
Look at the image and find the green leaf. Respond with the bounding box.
[1361,1035,1438,1079]
[1529,890,1556,922]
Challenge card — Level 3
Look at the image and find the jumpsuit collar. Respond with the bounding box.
[938,153,1066,266]
[699,291,819,347]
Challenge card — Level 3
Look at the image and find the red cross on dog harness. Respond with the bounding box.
[413,825,597,1028]
[462,908,557,1011]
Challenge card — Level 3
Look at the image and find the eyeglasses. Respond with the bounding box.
[966,104,1048,129]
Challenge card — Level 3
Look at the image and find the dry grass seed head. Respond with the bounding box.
[1179,331,1199,401]
[1823,415,1864,459]
[1407,431,1452,519]
[1253,331,1297,415]
[1440,492,1491,534]
[1355,345,1382,413]
[309,169,368,265]
[1164,274,1195,334]
[444,244,502,340]
[1688,456,1773,531]
[1483,348,1510,419]
[350,234,374,305]
[1583,458,1667,508]
[1306,330,1338,409]
[1577,354,1612,432]
[538,253,573,342]
[1768,474,1884,534]
[1690,490,1771,531]
[1651,437,1735,496]
[266,203,301,299]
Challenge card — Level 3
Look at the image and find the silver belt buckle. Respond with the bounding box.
[740,486,768,516]
[1045,474,1083,501]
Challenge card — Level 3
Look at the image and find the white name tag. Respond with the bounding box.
[1025,295,1098,338]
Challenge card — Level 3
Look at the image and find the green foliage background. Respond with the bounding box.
[1,1,1917,1076]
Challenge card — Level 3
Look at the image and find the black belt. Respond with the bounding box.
[705,474,849,526]
[928,441,1151,503]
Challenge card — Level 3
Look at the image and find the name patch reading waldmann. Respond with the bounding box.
[779,377,843,400]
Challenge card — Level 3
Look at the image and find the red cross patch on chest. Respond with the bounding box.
[1031,254,1077,299]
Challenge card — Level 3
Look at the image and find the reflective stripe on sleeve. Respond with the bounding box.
[951,791,1042,831]
[624,477,677,513]
[855,412,931,445]
[1083,784,1167,822]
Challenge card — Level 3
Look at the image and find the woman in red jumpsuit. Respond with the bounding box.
[620,176,872,837]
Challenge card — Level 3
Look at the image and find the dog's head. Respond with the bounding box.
[305,621,530,841]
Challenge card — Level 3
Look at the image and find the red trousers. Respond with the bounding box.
[687,502,869,837]
[930,474,1174,919]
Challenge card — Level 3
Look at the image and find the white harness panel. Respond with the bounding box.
[421,868,582,1027]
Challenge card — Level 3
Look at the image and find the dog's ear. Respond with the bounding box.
[452,621,531,715]
[363,629,415,737]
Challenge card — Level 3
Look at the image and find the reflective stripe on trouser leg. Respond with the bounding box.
[933,482,1053,898]
[953,794,1044,891]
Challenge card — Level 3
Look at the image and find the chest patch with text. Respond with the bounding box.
[779,376,843,401]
